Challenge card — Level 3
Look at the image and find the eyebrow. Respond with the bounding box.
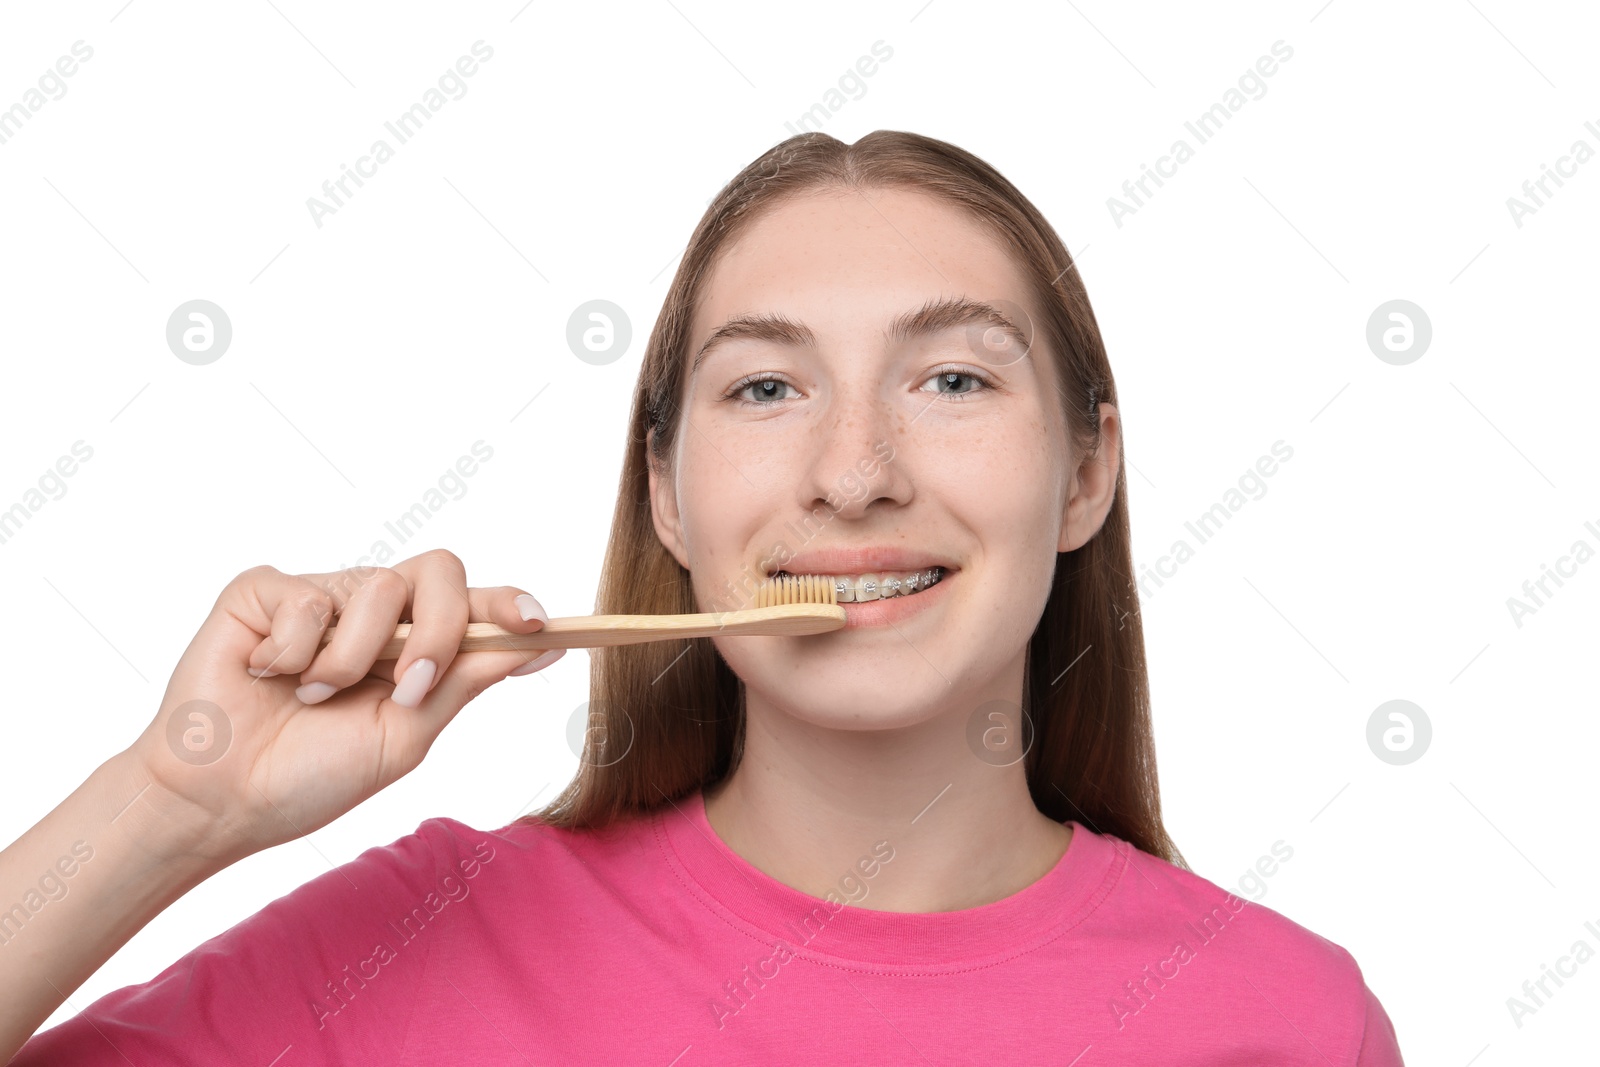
[689,295,1031,376]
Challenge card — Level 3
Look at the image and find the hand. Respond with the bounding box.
[119,549,561,865]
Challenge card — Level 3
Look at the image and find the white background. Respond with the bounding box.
[2,0,1596,1060]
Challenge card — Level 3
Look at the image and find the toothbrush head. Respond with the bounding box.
[752,572,840,609]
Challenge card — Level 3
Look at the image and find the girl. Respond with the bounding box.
[1,130,1403,1064]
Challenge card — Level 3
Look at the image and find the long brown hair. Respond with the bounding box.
[528,130,1186,869]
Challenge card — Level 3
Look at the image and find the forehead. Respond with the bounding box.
[692,188,1035,340]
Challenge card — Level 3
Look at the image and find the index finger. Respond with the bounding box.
[385,553,551,695]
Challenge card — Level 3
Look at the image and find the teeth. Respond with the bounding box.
[772,567,944,603]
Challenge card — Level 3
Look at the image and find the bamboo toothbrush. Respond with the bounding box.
[317,574,845,661]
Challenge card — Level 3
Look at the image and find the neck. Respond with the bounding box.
[702,649,1072,914]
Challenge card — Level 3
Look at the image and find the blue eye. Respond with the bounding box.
[723,369,992,406]
[922,366,995,400]
[725,375,797,405]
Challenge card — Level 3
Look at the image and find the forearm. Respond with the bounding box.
[0,753,231,1064]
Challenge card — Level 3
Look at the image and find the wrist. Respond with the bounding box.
[96,750,253,878]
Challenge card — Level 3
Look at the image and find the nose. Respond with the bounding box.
[799,389,911,520]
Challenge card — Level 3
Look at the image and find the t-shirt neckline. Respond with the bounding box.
[653,788,1123,973]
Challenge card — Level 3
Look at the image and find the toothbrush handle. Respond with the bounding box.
[317,603,846,661]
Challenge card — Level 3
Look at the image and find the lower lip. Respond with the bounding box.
[834,571,956,629]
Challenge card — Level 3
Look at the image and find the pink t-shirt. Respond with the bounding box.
[15,790,1404,1064]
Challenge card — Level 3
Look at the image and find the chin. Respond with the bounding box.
[757,679,951,732]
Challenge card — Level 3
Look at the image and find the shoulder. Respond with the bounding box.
[8,811,626,1065]
[387,807,665,897]
[1086,829,1403,1062]
[1099,832,1363,978]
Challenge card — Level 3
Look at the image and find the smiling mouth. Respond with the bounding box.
[770,567,948,603]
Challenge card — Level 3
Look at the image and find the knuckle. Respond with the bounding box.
[364,567,410,603]
[325,566,374,604]
[290,587,335,623]
[238,563,280,585]
[419,547,466,574]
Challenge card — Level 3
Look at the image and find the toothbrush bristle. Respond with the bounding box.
[754,572,838,608]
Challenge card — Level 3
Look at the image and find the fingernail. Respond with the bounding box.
[296,681,337,705]
[247,667,279,678]
[391,658,438,708]
[515,594,548,624]
[508,647,565,676]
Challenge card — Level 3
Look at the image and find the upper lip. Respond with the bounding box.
[768,548,959,577]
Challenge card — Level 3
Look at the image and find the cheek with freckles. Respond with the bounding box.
[675,433,794,610]
[999,414,1071,581]
[931,411,1065,617]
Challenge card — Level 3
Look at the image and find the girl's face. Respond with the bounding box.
[649,187,1117,730]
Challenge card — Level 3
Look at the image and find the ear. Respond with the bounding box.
[1058,403,1122,553]
[646,426,691,571]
